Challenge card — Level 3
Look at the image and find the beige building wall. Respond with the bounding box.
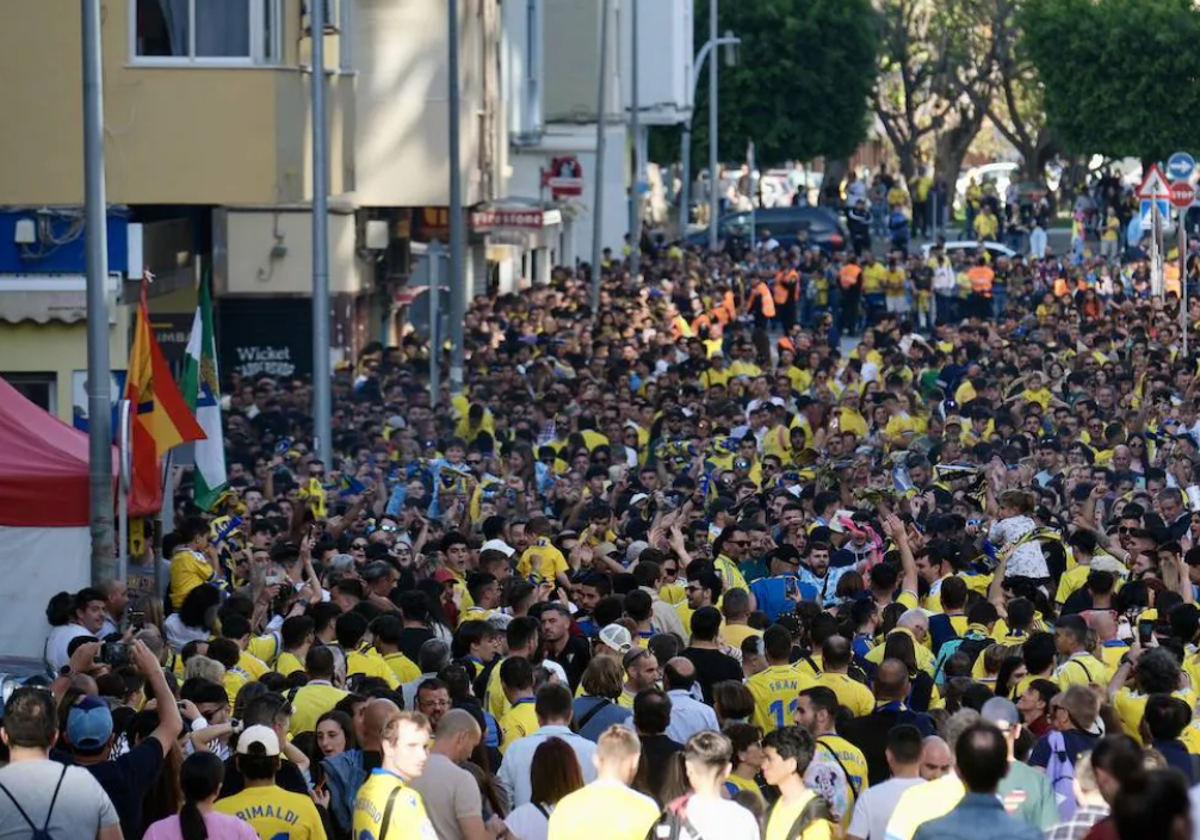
[353,0,504,207]
[0,307,131,424]
[221,209,365,296]
[0,0,351,206]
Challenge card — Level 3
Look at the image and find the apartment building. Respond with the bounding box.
[0,0,508,420]
[501,0,692,286]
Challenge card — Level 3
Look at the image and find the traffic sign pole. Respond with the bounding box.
[1168,152,1194,354]
[1152,197,1164,297]
[1182,207,1189,357]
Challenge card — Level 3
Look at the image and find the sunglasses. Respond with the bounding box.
[351,543,368,550]
[467,459,483,466]
[663,566,679,576]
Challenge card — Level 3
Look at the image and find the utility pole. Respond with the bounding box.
[707,0,719,251]
[448,0,466,395]
[311,0,332,464]
[591,0,611,316]
[629,0,641,285]
[82,0,115,583]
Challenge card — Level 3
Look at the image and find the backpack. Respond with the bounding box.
[766,791,834,840]
[644,795,707,840]
[1046,731,1078,820]
[932,634,991,683]
[0,764,68,840]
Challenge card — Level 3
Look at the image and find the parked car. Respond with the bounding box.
[920,240,1019,261]
[682,206,848,252]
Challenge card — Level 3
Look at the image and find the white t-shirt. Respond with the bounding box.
[505,802,552,840]
[44,624,91,672]
[684,794,760,840]
[164,613,211,652]
[847,776,925,840]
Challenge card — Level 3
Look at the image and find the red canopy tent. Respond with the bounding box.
[0,377,161,658]
[0,376,157,526]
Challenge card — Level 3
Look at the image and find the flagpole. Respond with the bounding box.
[117,399,131,583]
[158,450,173,601]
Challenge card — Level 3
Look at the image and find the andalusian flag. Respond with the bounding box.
[125,282,205,513]
[181,276,227,510]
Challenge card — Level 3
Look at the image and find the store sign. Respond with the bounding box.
[218,297,313,382]
[470,208,549,232]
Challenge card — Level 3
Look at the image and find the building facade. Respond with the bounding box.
[500,0,692,288]
[0,0,510,418]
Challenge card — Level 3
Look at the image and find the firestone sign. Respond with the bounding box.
[469,209,546,231]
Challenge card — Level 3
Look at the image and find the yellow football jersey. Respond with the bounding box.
[747,664,816,733]
[353,769,437,840]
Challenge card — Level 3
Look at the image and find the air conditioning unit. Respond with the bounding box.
[358,209,412,282]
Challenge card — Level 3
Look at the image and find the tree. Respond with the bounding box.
[650,0,879,167]
[872,0,1002,188]
[1021,0,1200,161]
[975,0,1056,180]
[872,0,959,182]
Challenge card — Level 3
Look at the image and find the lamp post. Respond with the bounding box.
[679,29,739,243]
[82,0,116,581]
[448,0,466,394]
[311,0,331,463]
[590,0,612,316]
[629,0,641,285]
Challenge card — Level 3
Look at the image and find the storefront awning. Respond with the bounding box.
[0,275,120,324]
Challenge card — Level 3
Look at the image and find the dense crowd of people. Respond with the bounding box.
[6,224,1200,840]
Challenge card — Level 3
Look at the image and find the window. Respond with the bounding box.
[133,0,280,64]
[3,373,57,415]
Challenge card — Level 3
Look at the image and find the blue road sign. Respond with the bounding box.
[1140,198,1170,231]
[1168,152,1195,182]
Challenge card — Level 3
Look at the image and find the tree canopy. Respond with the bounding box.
[652,0,879,167]
[1021,0,1200,161]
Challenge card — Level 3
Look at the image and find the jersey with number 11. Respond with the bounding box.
[747,664,816,733]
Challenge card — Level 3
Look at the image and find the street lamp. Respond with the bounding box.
[679,25,739,247]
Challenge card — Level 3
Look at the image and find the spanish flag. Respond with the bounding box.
[125,283,205,513]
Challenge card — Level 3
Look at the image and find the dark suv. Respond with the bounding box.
[683,206,848,252]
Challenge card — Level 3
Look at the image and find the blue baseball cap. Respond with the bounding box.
[66,695,114,752]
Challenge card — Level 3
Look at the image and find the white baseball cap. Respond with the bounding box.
[598,624,633,654]
[236,724,281,757]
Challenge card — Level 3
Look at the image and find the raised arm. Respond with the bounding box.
[883,514,918,599]
[132,639,182,755]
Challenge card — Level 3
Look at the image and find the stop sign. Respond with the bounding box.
[1170,180,1196,209]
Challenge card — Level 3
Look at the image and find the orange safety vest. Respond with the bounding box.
[720,291,737,323]
[774,270,799,305]
[967,266,994,296]
[748,283,776,318]
[840,264,862,290]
